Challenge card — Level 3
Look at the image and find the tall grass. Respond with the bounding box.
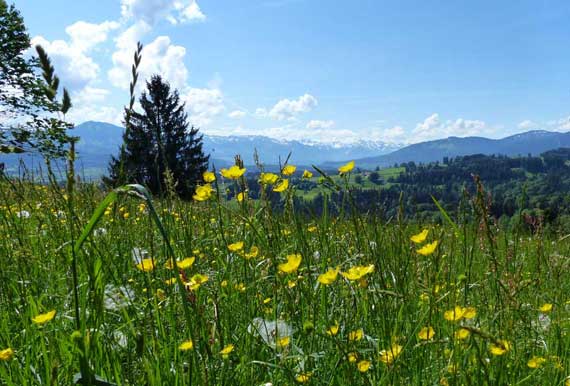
[0,168,570,385]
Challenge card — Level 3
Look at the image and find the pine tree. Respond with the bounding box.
[107,75,209,198]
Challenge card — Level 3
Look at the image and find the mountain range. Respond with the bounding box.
[3,121,570,176]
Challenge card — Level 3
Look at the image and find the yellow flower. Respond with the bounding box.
[203,171,216,183]
[348,329,364,341]
[417,240,438,256]
[234,283,246,292]
[193,184,214,201]
[539,303,553,313]
[273,179,289,192]
[228,241,244,252]
[282,164,297,176]
[489,340,510,356]
[179,339,194,351]
[418,326,435,341]
[220,344,235,358]
[244,246,259,259]
[176,257,195,270]
[220,165,246,179]
[295,372,312,383]
[165,277,177,285]
[462,307,477,319]
[338,160,355,174]
[136,258,156,272]
[0,348,14,361]
[259,172,279,185]
[276,336,290,348]
[318,267,340,285]
[278,254,302,274]
[302,170,313,178]
[185,274,209,291]
[357,360,371,373]
[410,229,429,244]
[326,321,339,336]
[454,328,470,340]
[32,310,56,325]
[340,264,374,281]
[444,306,465,322]
[237,192,247,202]
[527,356,547,369]
[379,344,403,365]
[307,225,317,232]
[348,352,358,362]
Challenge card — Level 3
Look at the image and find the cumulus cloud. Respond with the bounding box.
[306,120,335,130]
[183,87,224,127]
[30,20,118,91]
[263,94,318,120]
[109,27,188,91]
[121,0,205,25]
[411,113,494,143]
[229,110,247,119]
[67,87,122,125]
[546,116,570,132]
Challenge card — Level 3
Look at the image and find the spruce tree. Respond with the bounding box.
[107,75,209,198]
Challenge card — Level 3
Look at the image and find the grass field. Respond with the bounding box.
[1,166,570,385]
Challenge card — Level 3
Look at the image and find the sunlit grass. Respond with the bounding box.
[1,166,570,385]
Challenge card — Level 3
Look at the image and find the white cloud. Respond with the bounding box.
[67,87,122,125]
[411,113,494,143]
[518,119,538,130]
[183,87,224,127]
[121,0,205,25]
[306,119,335,130]
[109,28,188,91]
[254,108,268,118]
[31,20,118,91]
[266,94,318,120]
[229,110,247,119]
[546,116,570,132]
[373,126,406,143]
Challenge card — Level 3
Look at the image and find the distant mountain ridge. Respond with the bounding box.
[325,130,570,169]
[70,121,401,168]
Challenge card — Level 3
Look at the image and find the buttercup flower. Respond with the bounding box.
[318,267,340,285]
[278,254,302,274]
[179,339,194,351]
[32,310,56,325]
[220,165,246,179]
[410,229,428,244]
[273,179,289,192]
[338,160,355,174]
[417,240,438,256]
[282,165,296,176]
[341,264,374,281]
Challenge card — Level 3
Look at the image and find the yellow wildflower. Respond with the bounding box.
[454,328,470,340]
[302,170,313,178]
[357,360,371,372]
[220,165,246,179]
[326,322,339,336]
[527,356,547,369]
[32,310,56,325]
[273,179,289,192]
[444,306,465,322]
[185,274,209,291]
[228,241,244,252]
[179,339,194,351]
[379,344,403,365]
[418,326,435,341]
[489,340,510,356]
[348,352,358,362]
[318,267,340,285]
[462,307,477,319]
[348,329,364,341]
[193,184,214,201]
[338,160,355,174]
[417,240,438,256]
[410,229,429,244]
[203,171,216,183]
[220,344,235,358]
[259,172,279,185]
[176,257,195,270]
[237,192,247,202]
[0,348,14,361]
[539,303,553,313]
[282,164,296,176]
[136,258,156,272]
[341,264,374,281]
[278,254,302,274]
[295,372,312,383]
[244,246,259,259]
[276,336,290,348]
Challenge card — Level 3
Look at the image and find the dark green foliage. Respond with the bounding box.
[106,75,209,199]
[0,0,73,157]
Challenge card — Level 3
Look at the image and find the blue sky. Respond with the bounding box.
[14,0,570,144]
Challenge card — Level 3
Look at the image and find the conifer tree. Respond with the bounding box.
[107,75,209,198]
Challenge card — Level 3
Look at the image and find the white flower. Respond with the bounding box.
[131,247,149,264]
[16,210,30,219]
